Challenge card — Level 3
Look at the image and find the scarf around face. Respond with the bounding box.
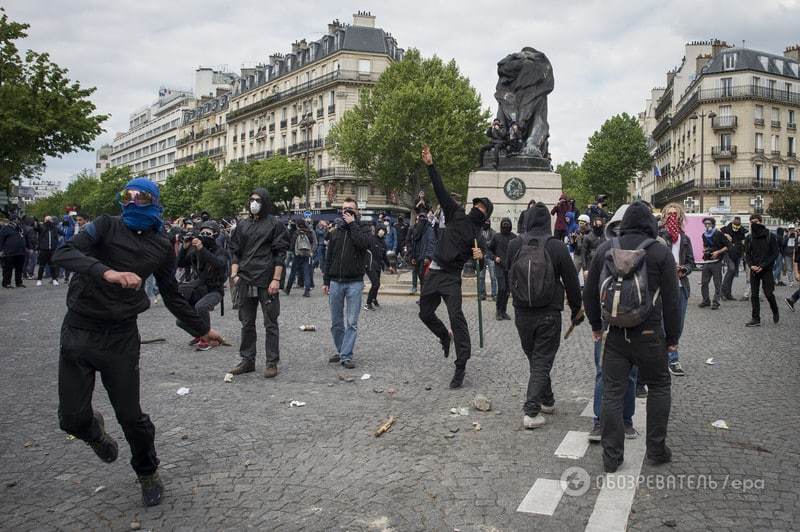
[665,214,681,243]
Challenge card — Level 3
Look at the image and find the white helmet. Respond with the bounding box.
[578,214,591,224]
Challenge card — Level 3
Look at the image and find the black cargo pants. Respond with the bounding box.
[418,269,471,367]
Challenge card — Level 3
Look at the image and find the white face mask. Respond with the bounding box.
[249,201,261,215]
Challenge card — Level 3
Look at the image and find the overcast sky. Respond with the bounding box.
[6,0,800,185]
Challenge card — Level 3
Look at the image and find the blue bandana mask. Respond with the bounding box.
[120,177,163,232]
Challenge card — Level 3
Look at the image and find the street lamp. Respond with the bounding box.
[298,112,316,209]
[689,110,716,213]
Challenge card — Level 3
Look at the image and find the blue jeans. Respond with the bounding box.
[287,255,312,292]
[668,285,690,364]
[593,338,636,427]
[772,257,783,283]
[329,280,363,361]
[477,260,497,297]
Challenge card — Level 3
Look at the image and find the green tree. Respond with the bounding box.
[82,166,131,217]
[328,49,489,203]
[768,183,800,223]
[160,159,219,218]
[0,8,108,192]
[557,161,593,211]
[199,157,307,218]
[581,113,650,209]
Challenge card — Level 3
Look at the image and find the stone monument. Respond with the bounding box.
[467,47,562,228]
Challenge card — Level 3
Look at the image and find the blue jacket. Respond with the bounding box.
[383,225,397,253]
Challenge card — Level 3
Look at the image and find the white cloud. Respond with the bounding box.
[5,0,799,184]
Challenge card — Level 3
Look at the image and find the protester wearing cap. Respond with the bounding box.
[419,145,490,389]
[698,217,728,310]
[51,177,224,507]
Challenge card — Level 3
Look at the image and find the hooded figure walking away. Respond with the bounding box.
[489,217,516,320]
[228,188,290,378]
[51,177,224,507]
[419,145,491,389]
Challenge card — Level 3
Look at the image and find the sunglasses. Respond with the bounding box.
[120,189,155,207]
[199,230,214,237]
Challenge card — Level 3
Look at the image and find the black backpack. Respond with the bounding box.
[510,235,556,307]
[599,238,659,328]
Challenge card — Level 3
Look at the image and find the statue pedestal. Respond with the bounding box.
[467,169,562,229]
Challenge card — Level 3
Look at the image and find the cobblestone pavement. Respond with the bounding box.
[0,274,798,531]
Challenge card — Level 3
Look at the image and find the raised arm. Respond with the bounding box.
[421,145,458,220]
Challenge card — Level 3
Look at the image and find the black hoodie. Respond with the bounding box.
[744,223,779,270]
[229,188,289,286]
[506,203,582,315]
[583,202,681,346]
[488,218,516,271]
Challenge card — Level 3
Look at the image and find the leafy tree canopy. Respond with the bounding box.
[768,183,800,223]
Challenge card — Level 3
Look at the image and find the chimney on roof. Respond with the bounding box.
[666,70,676,86]
[785,45,800,62]
[710,39,731,57]
[696,54,712,75]
[327,19,341,34]
[291,41,300,54]
[353,10,376,27]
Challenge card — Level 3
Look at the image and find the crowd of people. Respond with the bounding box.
[1,146,798,507]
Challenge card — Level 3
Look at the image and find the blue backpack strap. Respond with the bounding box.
[636,238,656,251]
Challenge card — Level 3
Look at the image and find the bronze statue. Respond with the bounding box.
[494,47,553,160]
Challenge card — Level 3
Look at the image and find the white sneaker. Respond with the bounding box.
[540,404,555,414]
[36,280,42,286]
[523,414,546,429]
[52,279,59,286]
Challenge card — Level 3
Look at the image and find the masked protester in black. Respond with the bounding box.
[419,146,491,389]
[744,213,780,326]
[583,201,680,473]
[229,188,290,378]
[506,203,583,429]
[489,218,516,320]
[176,220,228,349]
[51,177,223,507]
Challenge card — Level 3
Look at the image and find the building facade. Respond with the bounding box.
[95,144,112,176]
[175,93,232,172]
[223,11,405,216]
[640,41,800,219]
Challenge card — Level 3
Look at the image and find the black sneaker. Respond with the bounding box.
[229,359,255,375]
[449,366,466,389]
[635,384,648,398]
[668,362,686,377]
[341,359,356,369]
[786,298,796,312]
[87,413,118,463]
[363,302,375,311]
[711,302,720,310]
[138,471,164,507]
[646,446,672,466]
[501,313,512,320]
[373,300,380,308]
[328,354,341,363]
[773,312,779,324]
[698,301,710,308]
[745,319,761,327]
[624,425,639,440]
[588,422,601,442]
[722,295,736,301]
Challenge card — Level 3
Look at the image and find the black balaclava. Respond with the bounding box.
[592,220,605,236]
[500,218,512,234]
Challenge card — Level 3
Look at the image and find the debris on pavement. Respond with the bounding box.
[472,394,492,412]
[449,407,469,416]
[705,358,717,365]
[425,385,432,391]
[94,486,106,494]
[337,374,355,383]
[386,387,397,395]
[444,433,455,439]
[23,441,33,448]
[223,373,234,383]
[472,422,481,431]
[711,419,730,430]
[663,519,677,528]
[375,416,397,437]
[360,373,371,380]
[449,427,460,433]
[130,521,142,531]
[289,400,306,407]
[299,324,317,331]
[176,387,190,396]
[66,434,77,441]
[373,388,384,393]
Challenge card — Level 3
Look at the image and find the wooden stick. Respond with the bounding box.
[375,416,397,437]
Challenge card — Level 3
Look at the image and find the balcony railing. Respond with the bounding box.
[652,177,790,207]
[755,118,765,126]
[174,146,225,166]
[291,116,298,126]
[655,90,672,119]
[771,149,781,157]
[226,69,380,121]
[788,151,797,158]
[318,166,358,178]
[772,120,781,128]
[269,123,275,133]
[711,146,737,160]
[755,147,765,154]
[651,114,671,139]
[280,119,287,129]
[328,104,336,115]
[316,108,324,118]
[711,116,737,130]
[788,122,797,131]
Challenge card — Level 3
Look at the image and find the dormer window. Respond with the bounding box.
[723,53,736,70]
[759,56,769,70]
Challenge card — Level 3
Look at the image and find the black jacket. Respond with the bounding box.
[51,215,208,336]
[744,224,780,270]
[658,229,695,295]
[488,219,516,271]
[366,233,389,273]
[37,222,61,251]
[486,124,507,145]
[230,189,289,287]
[583,202,681,346]
[0,222,29,256]
[324,221,371,284]
[582,229,606,269]
[506,204,582,315]
[701,229,728,260]
[177,241,228,293]
[721,223,747,261]
[427,165,484,274]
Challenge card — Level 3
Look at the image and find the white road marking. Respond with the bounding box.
[580,401,594,418]
[555,431,591,459]
[585,398,648,532]
[516,478,565,516]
